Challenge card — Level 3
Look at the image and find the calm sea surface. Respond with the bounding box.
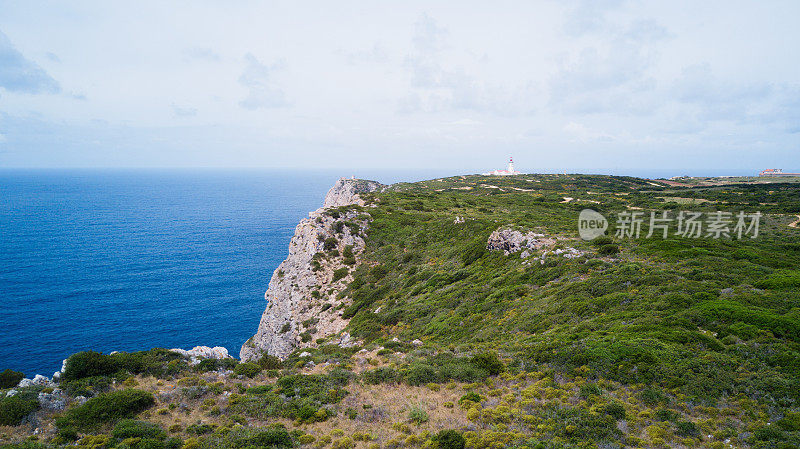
[0,169,356,376]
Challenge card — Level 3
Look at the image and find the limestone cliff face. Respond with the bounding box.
[240,178,383,361]
[322,178,382,208]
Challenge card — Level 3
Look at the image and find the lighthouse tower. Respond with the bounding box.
[483,156,521,176]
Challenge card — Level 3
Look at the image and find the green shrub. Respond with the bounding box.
[3,442,64,449]
[433,430,465,449]
[403,354,493,386]
[0,395,39,426]
[751,425,790,446]
[61,375,114,397]
[188,427,292,448]
[777,411,800,431]
[579,383,602,399]
[405,364,439,386]
[112,419,167,440]
[592,236,614,246]
[196,358,237,372]
[246,428,293,448]
[348,312,382,340]
[459,392,482,405]
[602,402,626,420]
[598,244,620,255]
[57,389,155,430]
[655,408,680,422]
[62,349,188,381]
[342,246,356,265]
[342,245,355,258]
[57,425,79,442]
[693,299,800,341]
[187,423,216,435]
[362,367,401,385]
[461,238,486,266]
[469,352,504,375]
[675,420,701,437]
[62,351,119,380]
[332,267,349,282]
[640,387,665,405]
[408,406,429,425]
[0,369,24,388]
[382,341,412,352]
[324,237,338,252]
[247,385,273,395]
[257,354,282,370]
[275,372,349,402]
[344,222,361,235]
[165,438,183,449]
[233,362,262,378]
[753,269,800,290]
[230,372,349,423]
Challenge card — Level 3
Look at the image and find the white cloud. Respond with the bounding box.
[549,17,669,116]
[0,30,60,94]
[563,122,616,143]
[182,47,221,62]
[400,14,538,116]
[171,104,198,118]
[447,119,483,126]
[0,2,799,170]
[345,43,389,65]
[238,54,287,110]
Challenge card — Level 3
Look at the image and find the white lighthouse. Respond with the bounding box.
[484,157,521,176]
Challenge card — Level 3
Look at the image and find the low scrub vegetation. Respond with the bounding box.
[56,389,155,431]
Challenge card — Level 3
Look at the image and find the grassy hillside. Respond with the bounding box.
[342,175,800,400]
[2,174,799,449]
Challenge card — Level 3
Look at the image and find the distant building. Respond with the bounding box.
[484,157,521,176]
[759,169,800,177]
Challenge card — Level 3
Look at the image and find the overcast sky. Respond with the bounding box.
[0,1,798,174]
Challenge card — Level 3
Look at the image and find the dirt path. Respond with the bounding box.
[789,215,800,228]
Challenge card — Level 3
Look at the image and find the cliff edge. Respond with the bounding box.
[240,178,383,361]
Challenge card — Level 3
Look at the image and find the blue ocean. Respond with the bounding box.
[0,170,363,377]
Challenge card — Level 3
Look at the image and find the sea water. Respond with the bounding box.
[0,169,344,376]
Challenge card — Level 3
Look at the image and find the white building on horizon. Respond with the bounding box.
[484,157,521,176]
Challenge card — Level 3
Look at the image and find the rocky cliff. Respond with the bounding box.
[240,178,383,361]
[322,177,381,208]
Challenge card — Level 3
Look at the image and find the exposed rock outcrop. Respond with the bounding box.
[323,178,381,208]
[486,229,551,254]
[17,374,53,388]
[487,228,585,263]
[170,346,231,365]
[240,178,383,361]
[38,389,67,411]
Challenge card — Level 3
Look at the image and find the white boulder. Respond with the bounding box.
[18,374,52,388]
[170,346,231,365]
